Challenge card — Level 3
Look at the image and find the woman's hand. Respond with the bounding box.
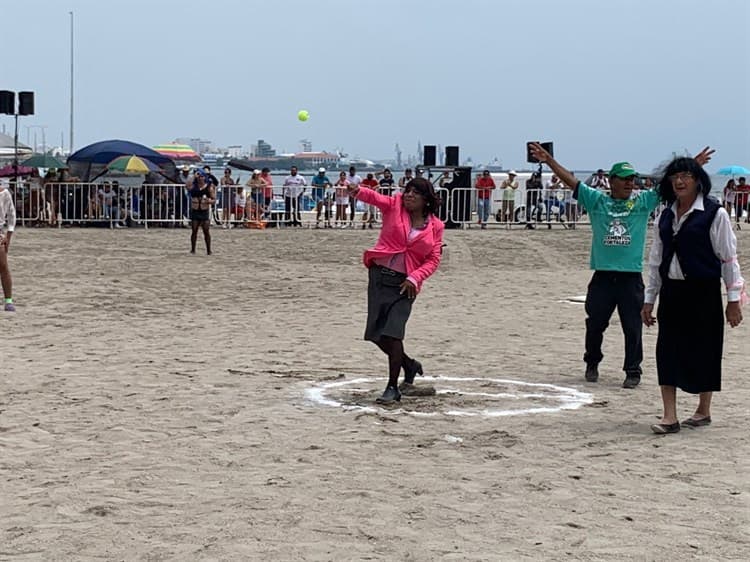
[400,279,417,299]
[726,301,743,327]
[694,146,715,167]
[641,303,656,327]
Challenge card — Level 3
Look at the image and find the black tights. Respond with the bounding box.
[375,336,415,388]
[191,220,211,254]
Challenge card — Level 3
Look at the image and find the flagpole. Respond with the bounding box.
[69,11,74,154]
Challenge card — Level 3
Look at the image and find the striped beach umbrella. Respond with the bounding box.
[107,154,161,174]
[152,143,202,162]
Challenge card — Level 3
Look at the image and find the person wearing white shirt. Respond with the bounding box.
[0,180,17,311]
[641,157,744,435]
[282,165,307,227]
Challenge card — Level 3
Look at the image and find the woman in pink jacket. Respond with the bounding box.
[347,177,444,404]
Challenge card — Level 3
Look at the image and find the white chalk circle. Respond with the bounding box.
[305,375,593,417]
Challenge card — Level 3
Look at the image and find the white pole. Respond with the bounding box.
[69,11,74,153]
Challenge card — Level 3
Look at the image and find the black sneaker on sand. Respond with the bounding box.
[585,364,599,382]
[622,375,641,389]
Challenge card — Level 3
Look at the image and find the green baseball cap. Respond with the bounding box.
[608,162,637,178]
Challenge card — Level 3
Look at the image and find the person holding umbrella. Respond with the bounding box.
[189,170,215,255]
[0,179,17,311]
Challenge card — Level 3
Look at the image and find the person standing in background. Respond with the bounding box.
[474,170,495,229]
[283,165,307,227]
[360,172,379,229]
[499,170,518,226]
[311,167,332,228]
[734,177,749,226]
[0,179,16,311]
[220,168,236,227]
[188,171,215,255]
[346,166,362,227]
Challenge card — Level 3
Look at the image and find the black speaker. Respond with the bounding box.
[423,145,436,166]
[445,146,459,167]
[441,166,472,229]
[18,91,34,116]
[0,91,15,115]
[526,141,554,163]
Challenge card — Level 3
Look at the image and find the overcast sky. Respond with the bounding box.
[2,0,748,172]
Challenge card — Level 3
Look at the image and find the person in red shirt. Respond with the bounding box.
[475,170,496,229]
[360,172,379,229]
[735,177,750,225]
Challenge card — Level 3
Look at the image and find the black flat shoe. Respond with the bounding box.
[375,386,401,404]
[651,422,680,434]
[681,416,711,428]
[403,360,424,385]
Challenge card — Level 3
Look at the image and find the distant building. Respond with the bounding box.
[300,139,312,152]
[175,137,213,154]
[293,151,339,168]
[255,139,276,158]
[226,145,243,158]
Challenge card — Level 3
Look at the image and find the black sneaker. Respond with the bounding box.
[403,359,424,385]
[585,364,599,382]
[622,375,641,389]
[375,385,401,404]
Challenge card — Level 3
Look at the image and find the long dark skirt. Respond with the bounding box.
[364,266,413,342]
[656,278,724,393]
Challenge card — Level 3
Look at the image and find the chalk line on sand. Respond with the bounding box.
[305,375,593,417]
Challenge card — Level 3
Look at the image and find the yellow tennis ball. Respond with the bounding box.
[297,110,309,122]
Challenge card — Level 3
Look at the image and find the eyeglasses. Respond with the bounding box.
[669,172,694,183]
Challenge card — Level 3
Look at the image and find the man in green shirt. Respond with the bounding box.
[527,142,713,389]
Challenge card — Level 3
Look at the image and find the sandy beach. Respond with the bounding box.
[1,225,749,561]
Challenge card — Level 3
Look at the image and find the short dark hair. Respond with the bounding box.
[403,177,441,217]
[262,167,270,173]
[658,157,711,204]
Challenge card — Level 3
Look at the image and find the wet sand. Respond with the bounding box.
[1,226,749,560]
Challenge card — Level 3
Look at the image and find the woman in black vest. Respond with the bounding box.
[641,157,745,434]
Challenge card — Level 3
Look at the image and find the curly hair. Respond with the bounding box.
[404,177,442,217]
[657,157,712,204]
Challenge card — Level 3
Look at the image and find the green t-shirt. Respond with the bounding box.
[575,182,661,272]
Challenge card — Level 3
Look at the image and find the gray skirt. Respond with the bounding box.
[364,266,413,342]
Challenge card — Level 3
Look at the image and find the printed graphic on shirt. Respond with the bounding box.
[603,219,631,246]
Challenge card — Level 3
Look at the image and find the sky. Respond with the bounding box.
[2,0,749,173]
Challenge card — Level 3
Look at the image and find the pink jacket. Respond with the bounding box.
[356,188,444,293]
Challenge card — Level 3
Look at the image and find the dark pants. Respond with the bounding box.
[584,270,644,375]
[284,195,302,225]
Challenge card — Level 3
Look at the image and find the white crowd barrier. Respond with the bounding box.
[5,182,674,230]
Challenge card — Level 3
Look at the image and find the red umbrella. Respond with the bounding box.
[0,164,34,177]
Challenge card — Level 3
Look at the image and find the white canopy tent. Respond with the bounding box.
[0,132,33,162]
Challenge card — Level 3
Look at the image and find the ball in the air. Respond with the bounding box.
[297,110,309,122]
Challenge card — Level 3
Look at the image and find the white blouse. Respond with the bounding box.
[644,194,745,304]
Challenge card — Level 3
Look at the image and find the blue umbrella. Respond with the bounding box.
[717,165,750,176]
